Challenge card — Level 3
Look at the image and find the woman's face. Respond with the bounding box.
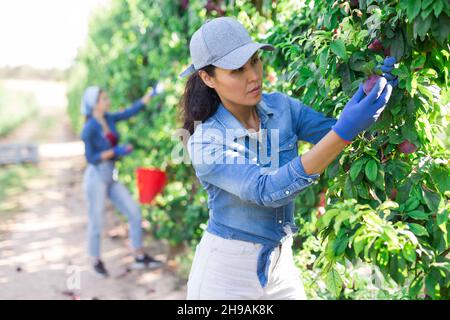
[96,91,111,114]
[201,51,263,108]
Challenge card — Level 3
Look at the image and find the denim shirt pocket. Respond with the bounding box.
[278,135,298,166]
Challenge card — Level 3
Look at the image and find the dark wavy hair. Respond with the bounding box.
[180,65,221,135]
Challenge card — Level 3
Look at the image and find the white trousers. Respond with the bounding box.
[186,231,307,300]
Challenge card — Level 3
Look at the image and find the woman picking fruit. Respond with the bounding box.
[80,84,164,277]
[179,17,397,300]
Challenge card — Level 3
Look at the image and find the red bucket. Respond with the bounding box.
[136,168,167,204]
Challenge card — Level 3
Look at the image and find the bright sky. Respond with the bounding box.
[0,0,109,70]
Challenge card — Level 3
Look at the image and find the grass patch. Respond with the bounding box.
[0,83,38,138]
[0,164,39,216]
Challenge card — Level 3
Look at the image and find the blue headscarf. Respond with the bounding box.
[80,86,101,116]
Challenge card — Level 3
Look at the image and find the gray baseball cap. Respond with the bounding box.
[179,17,275,78]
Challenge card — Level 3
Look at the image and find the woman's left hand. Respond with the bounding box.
[378,56,398,87]
[332,77,393,142]
[150,82,165,97]
[140,82,165,105]
[141,93,152,105]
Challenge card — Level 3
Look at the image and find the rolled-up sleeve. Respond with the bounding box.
[286,95,337,144]
[110,100,145,122]
[188,132,320,208]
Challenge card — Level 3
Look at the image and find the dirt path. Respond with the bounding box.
[0,80,187,300]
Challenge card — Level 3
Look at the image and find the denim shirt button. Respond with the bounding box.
[285,190,290,195]
[278,220,282,224]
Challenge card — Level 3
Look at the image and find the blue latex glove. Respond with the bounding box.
[113,144,133,157]
[377,56,398,87]
[332,77,393,142]
[149,82,165,97]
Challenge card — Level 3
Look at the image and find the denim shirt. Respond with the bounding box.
[81,100,145,165]
[187,91,337,288]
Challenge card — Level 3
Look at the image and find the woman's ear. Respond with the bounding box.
[198,70,215,89]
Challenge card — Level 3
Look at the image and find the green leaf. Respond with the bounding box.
[404,198,420,211]
[411,55,426,70]
[410,76,418,96]
[333,210,352,235]
[325,158,340,179]
[403,242,417,263]
[431,261,450,273]
[386,159,411,181]
[379,200,399,211]
[430,165,450,194]
[349,58,366,72]
[421,0,433,9]
[374,168,385,190]
[388,133,405,144]
[408,223,429,237]
[376,248,390,267]
[353,234,366,256]
[407,210,430,220]
[390,255,407,284]
[339,63,352,96]
[398,229,419,245]
[436,209,448,233]
[326,268,343,297]
[364,237,376,261]
[365,160,378,182]
[303,85,317,105]
[330,40,348,62]
[409,276,423,298]
[350,160,365,182]
[422,188,441,212]
[344,176,357,199]
[430,15,450,45]
[418,117,434,142]
[319,209,339,229]
[390,31,405,61]
[356,184,370,199]
[425,274,438,298]
[319,48,329,75]
[304,188,317,207]
[433,0,444,17]
[407,0,422,21]
[333,236,349,256]
[382,226,400,247]
[421,68,438,78]
[421,0,435,19]
[397,181,413,204]
[414,15,432,40]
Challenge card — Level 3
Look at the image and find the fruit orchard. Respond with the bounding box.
[68,0,450,299]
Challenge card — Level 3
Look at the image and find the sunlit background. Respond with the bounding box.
[0,0,109,69]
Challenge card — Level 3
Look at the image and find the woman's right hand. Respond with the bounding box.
[332,77,393,143]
